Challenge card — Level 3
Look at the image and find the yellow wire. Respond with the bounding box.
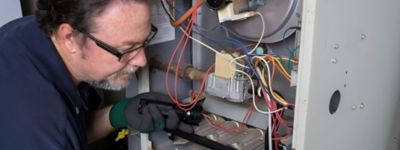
[269,56,291,79]
[254,56,290,106]
[272,92,289,106]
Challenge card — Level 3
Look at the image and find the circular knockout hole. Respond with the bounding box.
[329,90,341,114]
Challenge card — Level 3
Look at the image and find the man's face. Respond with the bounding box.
[86,65,138,90]
[77,1,151,90]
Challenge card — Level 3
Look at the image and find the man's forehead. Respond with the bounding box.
[88,2,151,47]
[91,1,150,32]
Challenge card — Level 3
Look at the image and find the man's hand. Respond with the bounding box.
[109,92,190,133]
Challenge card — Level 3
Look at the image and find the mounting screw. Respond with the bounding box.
[359,103,365,109]
[360,34,366,40]
[333,44,340,50]
[352,105,357,110]
[331,58,338,64]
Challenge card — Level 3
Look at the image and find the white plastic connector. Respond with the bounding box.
[217,3,257,23]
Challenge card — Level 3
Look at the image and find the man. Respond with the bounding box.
[0,0,170,149]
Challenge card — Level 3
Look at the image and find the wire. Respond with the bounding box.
[248,12,266,54]
[178,26,248,68]
[234,12,266,61]
[268,103,273,150]
[253,56,289,106]
[164,7,214,111]
[282,26,301,72]
[160,0,248,69]
[264,55,291,81]
[165,15,194,109]
[172,0,205,27]
[202,103,254,134]
[173,8,197,104]
[161,2,293,143]
[234,68,284,114]
[163,0,231,51]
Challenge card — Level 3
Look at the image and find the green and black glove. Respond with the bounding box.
[109,92,188,133]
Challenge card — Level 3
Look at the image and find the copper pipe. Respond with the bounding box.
[149,57,206,81]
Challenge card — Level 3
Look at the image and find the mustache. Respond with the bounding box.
[114,66,138,78]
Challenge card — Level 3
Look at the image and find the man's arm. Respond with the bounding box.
[87,105,116,143]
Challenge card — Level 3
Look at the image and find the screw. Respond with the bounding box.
[360,34,366,40]
[345,70,348,74]
[344,84,347,88]
[333,44,340,50]
[359,103,365,109]
[352,105,357,110]
[331,58,338,64]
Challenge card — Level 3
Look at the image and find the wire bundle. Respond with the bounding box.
[160,1,296,149]
[163,0,213,112]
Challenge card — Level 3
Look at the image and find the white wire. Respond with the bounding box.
[234,11,266,63]
[268,109,273,150]
[252,56,289,106]
[248,12,265,54]
[234,69,283,114]
[178,27,250,69]
[254,70,276,150]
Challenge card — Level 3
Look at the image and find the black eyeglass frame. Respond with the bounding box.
[80,24,158,61]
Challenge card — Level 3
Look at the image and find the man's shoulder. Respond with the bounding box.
[0,16,45,55]
[0,16,37,40]
[0,16,36,35]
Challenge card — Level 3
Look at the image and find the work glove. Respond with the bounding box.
[109,92,195,133]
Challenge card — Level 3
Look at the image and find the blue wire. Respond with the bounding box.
[167,2,266,89]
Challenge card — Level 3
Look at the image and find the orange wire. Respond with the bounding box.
[171,0,205,27]
[264,55,291,81]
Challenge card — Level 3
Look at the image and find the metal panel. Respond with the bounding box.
[293,0,400,149]
[203,95,269,129]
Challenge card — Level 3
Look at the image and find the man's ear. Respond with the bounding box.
[56,23,79,54]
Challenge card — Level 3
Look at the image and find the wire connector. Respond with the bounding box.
[115,128,129,142]
[217,3,257,23]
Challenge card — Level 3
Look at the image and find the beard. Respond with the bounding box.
[86,66,138,90]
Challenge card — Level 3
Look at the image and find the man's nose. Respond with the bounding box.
[128,48,147,67]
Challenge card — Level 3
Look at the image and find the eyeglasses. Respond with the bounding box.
[80,24,158,62]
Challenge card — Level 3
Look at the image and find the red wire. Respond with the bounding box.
[173,13,196,106]
[164,0,206,111]
[203,107,252,133]
[165,22,189,103]
[165,8,197,109]
[202,100,255,134]
[180,64,214,111]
